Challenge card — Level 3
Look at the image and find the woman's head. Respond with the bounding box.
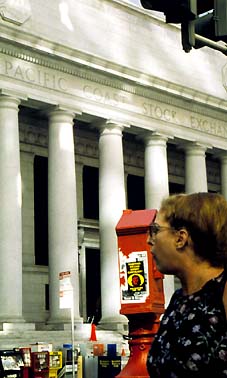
[159,192,227,267]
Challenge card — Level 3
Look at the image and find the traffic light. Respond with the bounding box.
[140,0,227,53]
[193,0,227,49]
[214,0,227,40]
[140,0,197,23]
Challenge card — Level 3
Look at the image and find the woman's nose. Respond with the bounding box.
[147,233,155,246]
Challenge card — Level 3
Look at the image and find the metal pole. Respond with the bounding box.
[71,299,75,378]
[195,33,227,55]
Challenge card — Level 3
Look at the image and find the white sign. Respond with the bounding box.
[119,250,149,304]
[59,271,73,309]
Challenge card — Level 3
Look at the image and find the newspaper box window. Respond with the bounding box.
[0,350,24,378]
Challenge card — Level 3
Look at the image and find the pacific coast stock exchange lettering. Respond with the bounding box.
[83,85,227,139]
[142,101,227,138]
[2,59,67,91]
[1,57,227,139]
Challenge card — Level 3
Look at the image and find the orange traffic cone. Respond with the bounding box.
[89,322,97,341]
[121,347,126,356]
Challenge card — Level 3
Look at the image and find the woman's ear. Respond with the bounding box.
[175,228,189,250]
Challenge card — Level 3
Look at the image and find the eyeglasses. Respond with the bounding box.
[148,222,173,238]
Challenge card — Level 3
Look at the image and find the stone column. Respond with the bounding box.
[98,120,128,330]
[144,133,169,209]
[48,107,82,326]
[0,95,24,323]
[219,153,227,200]
[184,143,208,193]
[144,133,174,308]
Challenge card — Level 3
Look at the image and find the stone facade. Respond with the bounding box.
[0,0,226,348]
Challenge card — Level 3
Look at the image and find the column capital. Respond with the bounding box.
[0,89,27,102]
[95,119,130,135]
[142,131,173,146]
[180,141,212,154]
[0,95,21,110]
[46,104,82,119]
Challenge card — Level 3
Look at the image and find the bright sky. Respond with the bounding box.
[126,0,141,6]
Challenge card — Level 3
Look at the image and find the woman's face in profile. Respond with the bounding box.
[148,211,179,275]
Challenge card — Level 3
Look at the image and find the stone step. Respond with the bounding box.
[0,327,127,352]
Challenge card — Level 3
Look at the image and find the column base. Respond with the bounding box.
[0,316,26,331]
[45,316,83,330]
[98,315,128,332]
[2,322,35,332]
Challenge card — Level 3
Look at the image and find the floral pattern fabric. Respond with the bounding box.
[147,272,227,377]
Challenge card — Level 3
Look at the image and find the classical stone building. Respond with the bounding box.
[0,0,226,348]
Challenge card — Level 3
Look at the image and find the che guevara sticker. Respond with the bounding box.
[119,250,149,303]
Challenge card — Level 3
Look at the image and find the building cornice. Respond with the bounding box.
[0,34,227,121]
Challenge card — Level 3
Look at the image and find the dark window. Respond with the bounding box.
[169,182,185,194]
[45,284,49,311]
[85,248,101,324]
[208,189,219,193]
[127,174,145,210]
[83,166,99,219]
[34,155,48,265]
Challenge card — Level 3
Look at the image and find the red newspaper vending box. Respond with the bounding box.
[31,352,49,378]
[115,209,165,378]
[19,348,31,378]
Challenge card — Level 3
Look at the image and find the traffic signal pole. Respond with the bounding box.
[140,0,227,55]
[194,33,227,55]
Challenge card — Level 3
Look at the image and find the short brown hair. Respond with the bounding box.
[159,192,227,267]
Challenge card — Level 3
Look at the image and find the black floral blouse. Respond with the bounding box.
[147,271,227,377]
